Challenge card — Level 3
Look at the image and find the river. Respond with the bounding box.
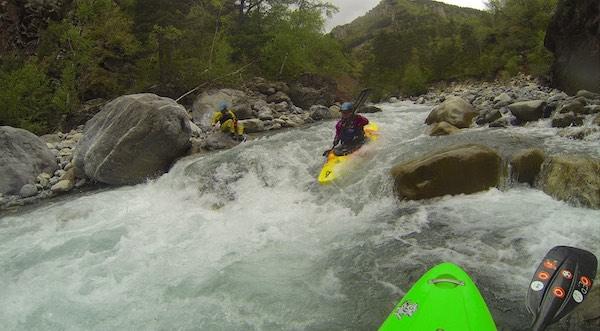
[1,102,599,330]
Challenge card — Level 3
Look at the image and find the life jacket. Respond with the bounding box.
[340,119,365,145]
[218,110,235,125]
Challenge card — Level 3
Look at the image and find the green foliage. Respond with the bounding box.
[350,0,558,96]
[401,50,428,95]
[259,7,349,79]
[2,0,349,133]
[0,61,55,134]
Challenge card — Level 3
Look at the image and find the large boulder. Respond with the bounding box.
[191,89,254,126]
[391,144,502,200]
[74,94,191,185]
[539,156,600,209]
[288,73,336,109]
[309,105,336,121]
[0,126,58,195]
[544,0,600,94]
[507,100,546,122]
[425,96,477,128]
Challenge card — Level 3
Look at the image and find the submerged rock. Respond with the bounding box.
[429,121,459,136]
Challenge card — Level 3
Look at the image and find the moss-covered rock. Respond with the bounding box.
[539,156,600,209]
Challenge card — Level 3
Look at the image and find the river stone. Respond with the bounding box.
[358,105,383,113]
[494,93,513,107]
[266,91,290,104]
[552,112,584,128]
[19,184,38,198]
[476,109,502,125]
[391,144,502,200]
[0,126,59,195]
[74,94,192,186]
[510,149,545,185]
[585,105,600,115]
[539,156,600,209]
[425,96,477,128]
[429,121,459,136]
[507,100,546,122]
[558,100,586,114]
[576,90,600,100]
[309,105,334,121]
[239,119,265,133]
[51,179,74,193]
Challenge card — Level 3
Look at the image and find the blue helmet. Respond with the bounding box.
[340,102,354,112]
[218,101,228,111]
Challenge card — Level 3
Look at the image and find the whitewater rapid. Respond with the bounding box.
[1,102,599,330]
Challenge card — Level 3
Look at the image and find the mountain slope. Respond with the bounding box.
[330,0,484,51]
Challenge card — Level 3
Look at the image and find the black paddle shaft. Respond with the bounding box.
[527,246,597,331]
[352,88,371,114]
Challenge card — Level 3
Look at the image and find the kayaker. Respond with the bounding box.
[328,102,369,156]
[212,101,244,140]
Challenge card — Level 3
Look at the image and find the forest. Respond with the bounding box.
[0,0,559,134]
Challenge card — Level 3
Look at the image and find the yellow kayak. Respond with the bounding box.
[318,122,379,184]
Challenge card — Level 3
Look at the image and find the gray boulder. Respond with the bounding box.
[19,184,38,198]
[508,100,547,122]
[0,126,58,195]
[558,100,586,114]
[74,94,191,185]
[309,105,335,121]
[545,0,600,94]
[494,93,513,108]
[266,91,291,104]
[425,96,477,128]
[476,109,502,125]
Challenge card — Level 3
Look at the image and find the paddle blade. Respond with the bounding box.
[527,246,597,331]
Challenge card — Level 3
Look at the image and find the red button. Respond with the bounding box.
[553,287,565,299]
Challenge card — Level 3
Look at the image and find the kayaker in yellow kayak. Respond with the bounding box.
[326,102,370,156]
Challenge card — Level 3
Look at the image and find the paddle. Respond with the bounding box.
[352,88,372,114]
[526,246,597,331]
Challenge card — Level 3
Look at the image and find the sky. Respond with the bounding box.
[324,0,489,32]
